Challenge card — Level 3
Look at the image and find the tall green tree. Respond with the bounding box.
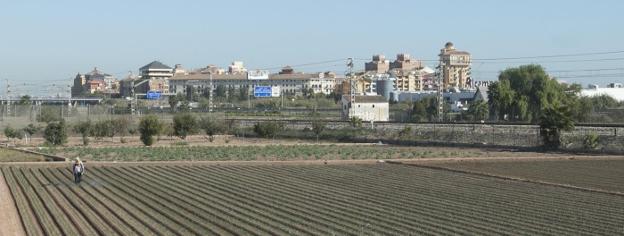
[489,64,582,123]
[139,115,163,146]
[539,104,575,149]
[44,120,67,146]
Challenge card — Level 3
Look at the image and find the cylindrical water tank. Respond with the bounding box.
[376,79,395,101]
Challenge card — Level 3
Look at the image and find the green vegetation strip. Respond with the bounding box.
[38,145,485,162]
[0,148,47,162]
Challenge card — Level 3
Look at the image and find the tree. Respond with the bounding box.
[37,106,62,123]
[311,118,326,142]
[489,64,580,123]
[93,120,114,141]
[18,95,31,105]
[466,100,489,121]
[173,113,199,140]
[44,120,67,146]
[139,115,163,146]
[238,87,249,101]
[168,94,179,112]
[215,85,227,98]
[22,124,40,143]
[4,126,17,142]
[73,120,92,146]
[539,104,575,149]
[113,117,131,141]
[200,116,224,141]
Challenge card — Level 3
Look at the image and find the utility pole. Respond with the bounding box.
[208,72,213,113]
[436,58,444,122]
[347,58,355,104]
[5,79,11,117]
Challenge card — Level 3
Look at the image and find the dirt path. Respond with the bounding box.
[0,172,25,236]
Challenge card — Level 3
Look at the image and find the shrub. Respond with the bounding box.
[253,121,283,138]
[4,126,17,141]
[44,120,67,146]
[173,113,199,140]
[73,120,92,146]
[583,133,599,150]
[200,116,224,138]
[139,115,163,146]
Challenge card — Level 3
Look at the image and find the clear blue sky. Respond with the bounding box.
[1,0,623,95]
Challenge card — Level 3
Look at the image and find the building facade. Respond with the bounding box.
[365,55,390,73]
[168,67,337,97]
[341,95,389,122]
[71,67,119,97]
[439,42,471,89]
[390,53,423,71]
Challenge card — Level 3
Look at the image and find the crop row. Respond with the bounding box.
[2,164,624,235]
[39,145,479,161]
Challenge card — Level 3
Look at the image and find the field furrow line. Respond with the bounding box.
[43,168,120,236]
[49,167,157,235]
[183,165,435,236]
[154,165,347,235]
[23,168,81,236]
[241,164,576,235]
[12,168,63,236]
[1,168,45,236]
[109,166,260,236]
[34,168,100,236]
[90,167,226,235]
[194,165,441,235]
[284,165,593,235]
[53,168,187,236]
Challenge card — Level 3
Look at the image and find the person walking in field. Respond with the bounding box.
[72,158,85,184]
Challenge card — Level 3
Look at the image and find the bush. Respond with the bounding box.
[37,106,62,123]
[200,116,224,138]
[583,133,599,150]
[173,113,199,139]
[139,115,163,146]
[253,121,283,138]
[44,120,67,146]
[73,120,92,146]
[4,126,17,141]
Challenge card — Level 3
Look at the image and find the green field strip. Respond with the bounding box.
[1,168,45,236]
[22,169,81,236]
[12,169,64,236]
[196,165,437,235]
[43,169,122,236]
[91,167,228,235]
[33,168,100,236]
[135,166,324,236]
[161,165,356,235]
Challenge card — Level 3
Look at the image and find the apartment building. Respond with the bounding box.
[439,42,472,89]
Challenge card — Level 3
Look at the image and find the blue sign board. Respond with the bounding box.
[146,91,162,100]
[254,86,272,98]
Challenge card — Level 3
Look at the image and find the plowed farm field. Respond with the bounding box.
[2,163,624,235]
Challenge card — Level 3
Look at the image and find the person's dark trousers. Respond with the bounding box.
[74,172,82,183]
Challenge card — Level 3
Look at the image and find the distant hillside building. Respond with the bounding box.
[120,61,173,98]
[71,67,119,97]
[341,95,389,122]
[439,42,472,89]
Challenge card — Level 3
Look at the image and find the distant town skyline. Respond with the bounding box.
[1,0,623,96]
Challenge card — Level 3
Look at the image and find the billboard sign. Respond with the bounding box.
[254,86,272,97]
[271,86,281,97]
[146,90,162,100]
[248,70,269,80]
